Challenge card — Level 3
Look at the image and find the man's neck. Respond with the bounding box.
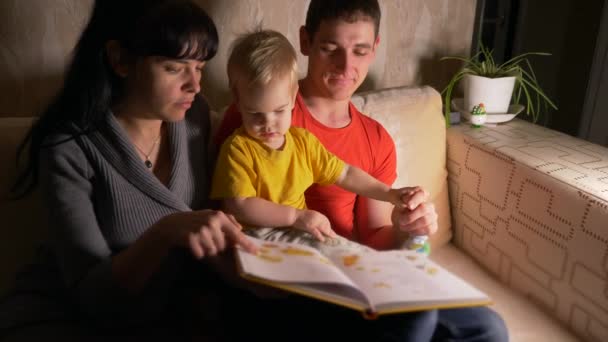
[299,79,352,128]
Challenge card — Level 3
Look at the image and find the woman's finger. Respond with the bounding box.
[223,224,257,254]
[199,228,217,256]
[209,223,227,252]
[189,232,205,259]
[226,214,243,230]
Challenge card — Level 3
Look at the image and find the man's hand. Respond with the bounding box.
[391,188,438,237]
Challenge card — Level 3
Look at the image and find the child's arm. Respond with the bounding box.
[335,164,423,210]
[223,197,337,241]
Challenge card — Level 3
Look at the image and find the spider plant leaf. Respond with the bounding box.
[442,72,467,127]
[519,76,558,110]
[499,52,551,70]
[523,59,539,83]
[518,76,535,119]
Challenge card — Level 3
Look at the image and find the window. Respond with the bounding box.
[473,0,607,146]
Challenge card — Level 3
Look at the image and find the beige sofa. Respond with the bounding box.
[2,85,603,341]
[1,1,605,341]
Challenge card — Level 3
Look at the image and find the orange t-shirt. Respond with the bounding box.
[214,93,397,249]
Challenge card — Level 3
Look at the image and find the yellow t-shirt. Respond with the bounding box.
[211,127,345,209]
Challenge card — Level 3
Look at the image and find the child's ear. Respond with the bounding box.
[105,40,129,77]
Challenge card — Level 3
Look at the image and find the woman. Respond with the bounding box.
[2,0,255,339]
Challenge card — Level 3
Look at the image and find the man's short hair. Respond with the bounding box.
[227,29,298,91]
[305,0,381,39]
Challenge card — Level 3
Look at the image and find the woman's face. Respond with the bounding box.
[122,56,205,122]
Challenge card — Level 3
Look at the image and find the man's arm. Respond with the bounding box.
[364,199,399,249]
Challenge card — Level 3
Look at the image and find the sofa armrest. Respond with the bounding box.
[447,119,608,341]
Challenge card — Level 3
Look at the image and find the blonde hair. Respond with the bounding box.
[227,29,298,92]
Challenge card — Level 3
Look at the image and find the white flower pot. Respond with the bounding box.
[464,74,516,114]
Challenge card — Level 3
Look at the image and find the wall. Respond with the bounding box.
[0,0,92,117]
[0,0,476,116]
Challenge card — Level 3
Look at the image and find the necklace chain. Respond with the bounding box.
[133,133,162,169]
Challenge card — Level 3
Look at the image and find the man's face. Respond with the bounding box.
[300,18,379,101]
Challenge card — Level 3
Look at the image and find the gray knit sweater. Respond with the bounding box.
[4,98,214,328]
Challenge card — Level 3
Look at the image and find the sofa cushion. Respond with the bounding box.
[0,118,47,294]
[352,86,452,248]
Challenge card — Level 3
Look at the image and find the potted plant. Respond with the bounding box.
[441,42,557,126]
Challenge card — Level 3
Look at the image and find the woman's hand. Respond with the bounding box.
[156,209,257,259]
[293,209,337,242]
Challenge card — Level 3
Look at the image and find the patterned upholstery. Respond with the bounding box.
[448,120,608,341]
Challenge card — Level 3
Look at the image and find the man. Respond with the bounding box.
[217,1,508,341]
[217,1,435,251]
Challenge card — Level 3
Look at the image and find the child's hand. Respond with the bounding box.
[389,186,427,210]
[293,209,337,242]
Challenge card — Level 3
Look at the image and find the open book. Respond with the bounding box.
[236,236,491,319]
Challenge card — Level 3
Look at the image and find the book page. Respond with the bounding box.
[238,229,489,314]
[327,249,490,312]
[237,236,358,287]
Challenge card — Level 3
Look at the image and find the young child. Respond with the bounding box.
[211,29,423,244]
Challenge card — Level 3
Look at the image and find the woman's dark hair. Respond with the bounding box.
[12,0,218,198]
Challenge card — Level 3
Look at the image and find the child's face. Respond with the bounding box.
[236,75,297,149]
